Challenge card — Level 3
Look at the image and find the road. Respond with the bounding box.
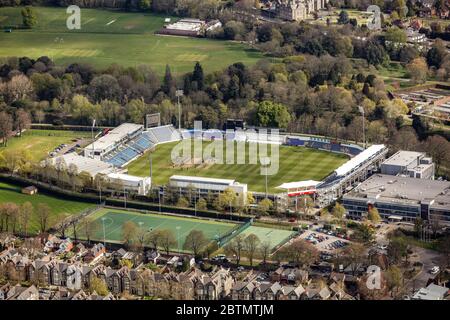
[404,246,441,295]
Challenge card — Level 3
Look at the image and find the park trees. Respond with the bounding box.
[243,233,260,266]
[122,221,138,248]
[406,58,428,84]
[36,203,51,234]
[78,216,100,243]
[19,202,33,236]
[275,239,319,268]
[0,111,13,147]
[183,230,208,257]
[159,229,177,255]
[259,241,271,265]
[421,135,450,174]
[341,243,366,276]
[88,75,122,103]
[224,234,245,266]
[256,100,291,128]
[385,265,404,298]
[14,109,31,137]
[21,6,37,28]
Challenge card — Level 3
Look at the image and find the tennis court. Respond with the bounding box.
[238,226,297,251]
[88,208,238,250]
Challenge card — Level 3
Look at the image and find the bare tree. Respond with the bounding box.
[122,221,138,248]
[259,241,272,265]
[80,216,100,244]
[15,109,31,137]
[224,234,245,266]
[159,229,176,255]
[36,203,51,234]
[0,111,13,146]
[20,202,33,236]
[243,233,260,266]
[183,230,208,257]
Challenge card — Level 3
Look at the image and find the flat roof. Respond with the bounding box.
[85,123,142,152]
[335,145,386,177]
[277,180,321,190]
[345,174,450,207]
[170,175,235,186]
[51,153,114,176]
[107,172,148,183]
[382,150,425,166]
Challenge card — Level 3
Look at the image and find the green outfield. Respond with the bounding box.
[0,181,94,233]
[0,6,265,75]
[0,129,91,161]
[126,140,349,193]
[238,226,296,251]
[87,208,238,251]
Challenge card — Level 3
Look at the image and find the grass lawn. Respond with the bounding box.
[0,129,91,161]
[0,6,265,75]
[86,208,237,251]
[238,225,296,251]
[0,181,94,233]
[126,141,348,193]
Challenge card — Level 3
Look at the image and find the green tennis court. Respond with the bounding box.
[239,226,297,251]
[88,208,238,250]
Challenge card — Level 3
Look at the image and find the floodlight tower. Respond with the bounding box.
[358,106,366,149]
[91,119,96,159]
[176,89,184,130]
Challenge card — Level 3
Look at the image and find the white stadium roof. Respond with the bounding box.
[334,144,386,177]
[84,123,142,152]
[51,153,115,176]
[277,180,321,190]
[170,175,236,186]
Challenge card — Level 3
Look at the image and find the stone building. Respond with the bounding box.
[275,0,329,21]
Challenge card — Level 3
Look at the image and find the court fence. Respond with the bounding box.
[217,218,253,247]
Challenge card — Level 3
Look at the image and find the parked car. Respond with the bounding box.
[430,266,440,275]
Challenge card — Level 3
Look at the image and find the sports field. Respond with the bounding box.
[239,226,296,251]
[87,208,238,251]
[0,129,91,161]
[0,181,94,233]
[126,140,349,193]
[0,7,265,75]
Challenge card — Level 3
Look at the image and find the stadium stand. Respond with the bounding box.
[317,144,388,206]
[148,125,181,143]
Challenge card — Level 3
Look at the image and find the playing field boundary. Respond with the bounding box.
[217,218,253,247]
[89,205,242,227]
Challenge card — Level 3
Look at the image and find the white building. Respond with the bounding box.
[106,173,151,196]
[84,123,143,160]
[381,150,435,180]
[169,175,248,203]
[47,153,115,177]
[48,153,151,196]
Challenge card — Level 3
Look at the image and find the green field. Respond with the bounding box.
[0,129,91,161]
[0,181,94,233]
[238,226,296,251]
[127,141,349,193]
[87,208,237,251]
[0,6,265,75]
